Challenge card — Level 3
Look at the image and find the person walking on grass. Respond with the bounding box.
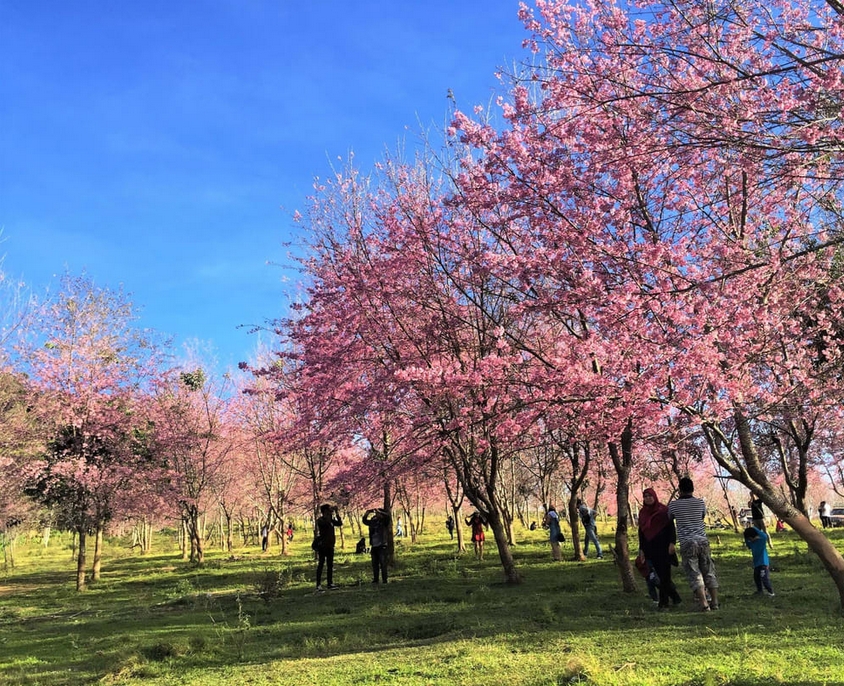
[744,526,775,597]
[314,503,342,592]
[576,499,603,559]
[466,511,487,561]
[668,477,719,612]
[637,488,682,610]
[362,508,390,584]
[542,505,564,561]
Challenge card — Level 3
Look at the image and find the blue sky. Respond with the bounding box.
[0,1,528,368]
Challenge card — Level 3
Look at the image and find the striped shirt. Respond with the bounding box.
[668,495,708,544]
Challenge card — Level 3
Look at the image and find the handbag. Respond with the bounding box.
[311,536,320,551]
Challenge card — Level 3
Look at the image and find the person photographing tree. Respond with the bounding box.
[314,503,342,591]
[362,507,390,584]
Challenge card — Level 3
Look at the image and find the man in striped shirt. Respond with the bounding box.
[668,477,719,611]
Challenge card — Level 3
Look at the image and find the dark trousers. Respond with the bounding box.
[316,548,334,587]
[652,554,682,607]
[371,545,388,583]
[754,564,773,593]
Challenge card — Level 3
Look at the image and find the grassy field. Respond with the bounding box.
[1,524,844,686]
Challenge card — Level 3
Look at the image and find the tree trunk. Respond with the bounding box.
[91,524,104,581]
[180,519,189,560]
[568,496,585,561]
[76,528,87,592]
[384,482,396,566]
[730,412,844,609]
[225,512,233,553]
[192,521,204,564]
[487,508,521,584]
[280,515,289,556]
[42,525,51,548]
[608,422,637,593]
[452,504,466,553]
[2,531,15,570]
[503,506,516,546]
[786,511,844,608]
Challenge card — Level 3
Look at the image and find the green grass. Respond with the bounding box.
[1,527,844,685]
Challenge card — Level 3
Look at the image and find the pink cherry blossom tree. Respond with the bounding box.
[445,0,844,601]
[23,275,166,589]
[149,364,235,564]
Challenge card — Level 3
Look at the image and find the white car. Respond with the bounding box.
[829,506,844,528]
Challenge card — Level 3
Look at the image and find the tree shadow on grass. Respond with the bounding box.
[3,537,844,685]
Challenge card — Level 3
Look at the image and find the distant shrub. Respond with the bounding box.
[167,577,198,604]
[142,641,182,661]
[254,567,291,602]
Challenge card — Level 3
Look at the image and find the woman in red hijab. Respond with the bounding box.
[637,487,682,609]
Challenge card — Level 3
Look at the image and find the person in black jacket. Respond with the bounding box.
[362,508,390,583]
[637,487,682,609]
[314,503,342,591]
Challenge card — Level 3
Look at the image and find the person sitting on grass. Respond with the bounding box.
[744,526,775,597]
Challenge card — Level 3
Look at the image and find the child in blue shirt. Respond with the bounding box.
[744,526,775,597]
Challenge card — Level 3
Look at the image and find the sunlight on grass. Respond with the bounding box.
[1,528,844,685]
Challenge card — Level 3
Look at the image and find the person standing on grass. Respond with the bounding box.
[542,505,563,561]
[314,503,342,591]
[576,499,603,559]
[749,494,772,547]
[668,477,719,612]
[744,526,775,597]
[260,524,269,552]
[465,511,487,561]
[362,508,390,584]
[395,515,404,539]
[446,515,455,540]
[637,488,682,609]
[819,501,831,529]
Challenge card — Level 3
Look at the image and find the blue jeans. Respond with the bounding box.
[583,526,602,557]
[754,564,773,593]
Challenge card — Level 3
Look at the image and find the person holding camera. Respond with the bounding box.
[314,503,343,591]
[362,507,390,584]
